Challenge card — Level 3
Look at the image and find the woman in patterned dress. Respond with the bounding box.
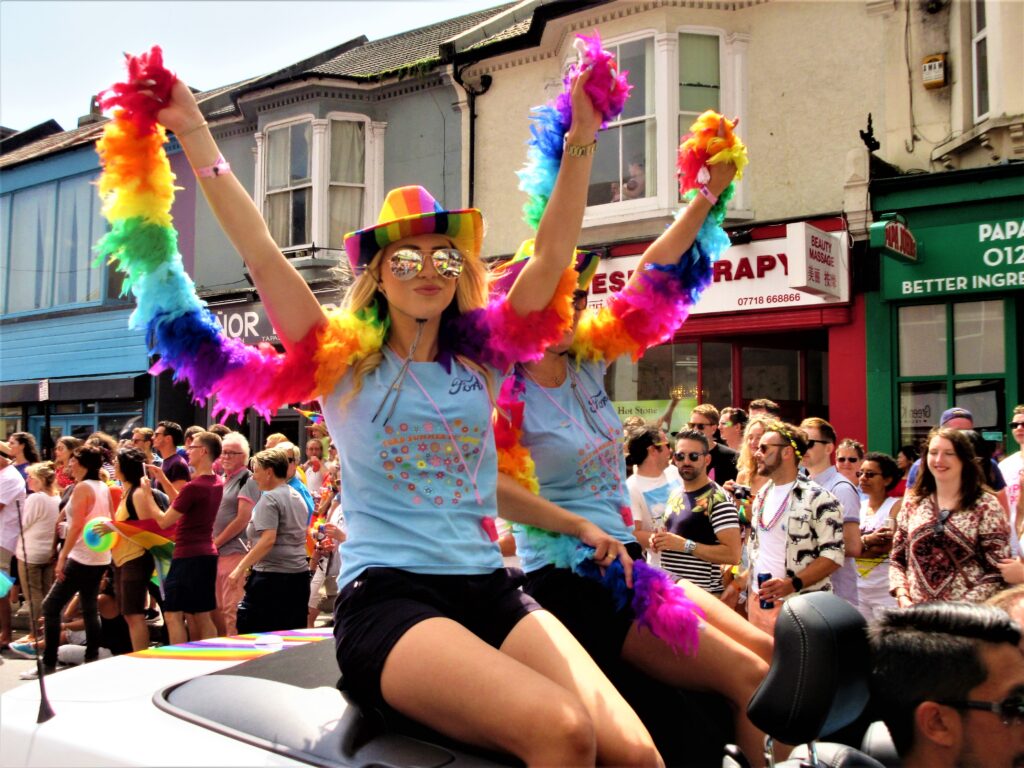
[890,427,1010,606]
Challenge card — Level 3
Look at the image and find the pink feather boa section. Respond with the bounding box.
[632,561,705,655]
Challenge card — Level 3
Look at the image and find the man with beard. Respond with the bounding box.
[651,429,740,595]
[745,422,844,634]
[869,601,1024,768]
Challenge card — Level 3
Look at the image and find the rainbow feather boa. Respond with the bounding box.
[94,47,359,420]
[517,32,632,230]
[571,112,745,362]
[495,376,704,655]
[95,47,575,418]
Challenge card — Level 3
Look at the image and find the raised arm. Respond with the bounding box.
[627,157,735,287]
[154,82,323,347]
[507,72,603,315]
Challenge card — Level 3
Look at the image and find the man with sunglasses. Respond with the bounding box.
[800,417,863,609]
[680,403,738,485]
[651,429,741,595]
[869,601,1024,768]
[746,422,844,634]
[211,432,260,636]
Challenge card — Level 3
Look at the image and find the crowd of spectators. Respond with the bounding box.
[0,419,343,679]
[0,397,1020,761]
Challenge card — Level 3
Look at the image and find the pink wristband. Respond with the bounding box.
[195,154,231,179]
[698,184,718,206]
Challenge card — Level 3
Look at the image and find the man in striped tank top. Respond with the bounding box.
[651,429,741,595]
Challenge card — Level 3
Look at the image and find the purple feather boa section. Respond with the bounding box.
[520,526,704,655]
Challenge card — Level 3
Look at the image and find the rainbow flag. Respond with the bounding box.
[111,519,175,598]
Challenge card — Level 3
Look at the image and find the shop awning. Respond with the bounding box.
[0,372,151,403]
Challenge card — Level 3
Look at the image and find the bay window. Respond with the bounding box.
[589,37,657,206]
[583,27,742,219]
[971,0,989,123]
[261,113,377,254]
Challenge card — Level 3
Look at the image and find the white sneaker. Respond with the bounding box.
[19,665,57,680]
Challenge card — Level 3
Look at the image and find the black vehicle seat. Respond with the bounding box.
[745,592,884,768]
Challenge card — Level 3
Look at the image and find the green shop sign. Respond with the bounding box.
[880,216,1024,300]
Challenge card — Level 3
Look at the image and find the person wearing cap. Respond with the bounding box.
[0,439,28,650]
[151,61,661,766]
[905,408,1008,513]
[493,135,780,766]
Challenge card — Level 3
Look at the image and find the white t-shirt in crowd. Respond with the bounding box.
[0,463,28,554]
[752,481,794,595]
[17,492,60,563]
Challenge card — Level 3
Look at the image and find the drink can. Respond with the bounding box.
[757,572,773,610]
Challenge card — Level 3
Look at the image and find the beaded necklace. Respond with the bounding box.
[758,481,794,531]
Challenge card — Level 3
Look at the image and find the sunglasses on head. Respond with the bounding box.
[674,450,706,462]
[388,247,464,280]
[938,694,1024,727]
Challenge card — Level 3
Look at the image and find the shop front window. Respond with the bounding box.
[1,406,22,441]
[605,334,826,428]
[896,299,1007,451]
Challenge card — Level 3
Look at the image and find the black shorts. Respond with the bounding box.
[522,541,643,669]
[237,569,311,635]
[115,552,154,615]
[163,555,217,614]
[334,567,541,712]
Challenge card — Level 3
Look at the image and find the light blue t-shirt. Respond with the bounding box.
[322,349,503,589]
[512,360,633,573]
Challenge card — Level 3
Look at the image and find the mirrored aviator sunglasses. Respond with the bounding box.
[389,247,464,280]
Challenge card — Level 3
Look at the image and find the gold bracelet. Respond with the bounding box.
[176,120,208,139]
[564,140,597,157]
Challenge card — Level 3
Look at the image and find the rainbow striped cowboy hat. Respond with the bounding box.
[489,239,600,296]
[344,186,483,274]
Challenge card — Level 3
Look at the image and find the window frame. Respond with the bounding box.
[0,170,115,318]
[971,0,990,124]
[260,114,316,252]
[581,26,745,229]
[893,297,1011,451]
[324,111,374,253]
[257,111,382,258]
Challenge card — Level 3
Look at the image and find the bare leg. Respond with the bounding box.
[307,606,320,628]
[165,610,187,645]
[188,611,216,640]
[124,613,149,651]
[677,579,773,663]
[501,611,663,767]
[211,606,226,637]
[380,616,597,766]
[622,620,769,768]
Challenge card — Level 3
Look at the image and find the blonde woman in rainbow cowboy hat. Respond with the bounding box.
[493,114,780,766]
[113,45,664,765]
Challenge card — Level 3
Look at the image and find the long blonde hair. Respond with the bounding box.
[736,414,775,485]
[342,247,495,402]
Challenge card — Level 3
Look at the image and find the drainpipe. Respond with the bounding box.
[452,63,492,208]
